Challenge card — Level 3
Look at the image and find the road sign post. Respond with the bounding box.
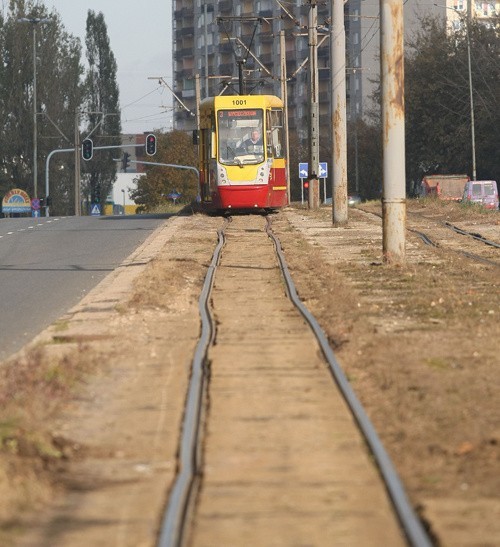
[299,162,328,204]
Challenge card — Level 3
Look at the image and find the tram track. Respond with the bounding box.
[158,214,431,547]
[359,206,499,268]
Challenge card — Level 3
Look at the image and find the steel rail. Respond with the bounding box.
[410,226,499,268]
[444,221,500,249]
[408,228,438,247]
[265,216,433,547]
[159,214,432,547]
[157,218,229,547]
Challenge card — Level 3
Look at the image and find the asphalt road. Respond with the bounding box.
[0,214,172,361]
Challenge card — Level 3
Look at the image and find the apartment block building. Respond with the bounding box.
[173,0,498,137]
[172,0,363,140]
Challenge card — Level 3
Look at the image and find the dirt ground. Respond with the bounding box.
[0,199,498,546]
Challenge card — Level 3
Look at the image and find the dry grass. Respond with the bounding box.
[0,346,99,527]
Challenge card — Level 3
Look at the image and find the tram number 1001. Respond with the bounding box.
[232,99,247,106]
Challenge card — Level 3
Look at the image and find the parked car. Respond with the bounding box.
[462,180,499,210]
[323,195,362,206]
[348,194,362,206]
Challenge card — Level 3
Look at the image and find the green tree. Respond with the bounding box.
[0,0,83,213]
[82,10,121,212]
[405,16,500,188]
[131,130,198,212]
[347,118,382,200]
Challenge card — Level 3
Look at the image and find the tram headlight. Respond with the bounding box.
[218,165,229,185]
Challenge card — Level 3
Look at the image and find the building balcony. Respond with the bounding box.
[218,63,234,75]
[218,0,232,12]
[180,47,194,58]
[219,42,233,54]
[319,68,330,80]
[259,33,274,43]
[260,53,273,64]
[174,7,193,19]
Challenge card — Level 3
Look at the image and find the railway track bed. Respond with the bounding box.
[165,215,417,545]
[5,203,499,547]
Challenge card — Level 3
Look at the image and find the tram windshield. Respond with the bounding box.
[217,109,264,166]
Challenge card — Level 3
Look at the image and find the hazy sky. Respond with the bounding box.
[39,0,174,134]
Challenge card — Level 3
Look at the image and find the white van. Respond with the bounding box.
[462,180,499,210]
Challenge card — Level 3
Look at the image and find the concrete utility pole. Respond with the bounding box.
[380,0,406,263]
[331,0,348,225]
[466,0,476,180]
[279,30,291,204]
[307,0,320,209]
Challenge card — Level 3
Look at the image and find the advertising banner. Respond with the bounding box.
[2,189,32,214]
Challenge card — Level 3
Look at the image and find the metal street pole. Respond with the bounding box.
[466,15,476,180]
[17,17,50,201]
[307,0,320,209]
[32,23,38,199]
[380,0,406,264]
[279,30,291,205]
[331,0,348,225]
[74,110,81,216]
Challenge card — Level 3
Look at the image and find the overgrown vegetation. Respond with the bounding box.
[130,130,198,212]
[353,15,499,198]
[0,1,120,215]
[0,346,98,527]
[405,16,499,191]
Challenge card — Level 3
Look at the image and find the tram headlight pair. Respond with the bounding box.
[218,165,229,185]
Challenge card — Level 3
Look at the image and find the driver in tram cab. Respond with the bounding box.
[243,129,263,152]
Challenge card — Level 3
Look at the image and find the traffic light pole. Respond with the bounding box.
[74,110,81,216]
[46,143,146,217]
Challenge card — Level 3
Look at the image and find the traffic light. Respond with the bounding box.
[303,180,309,201]
[146,133,156,156]
[122,152,131,172]
[82,138,93,161]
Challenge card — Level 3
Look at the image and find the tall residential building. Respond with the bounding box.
[173,0,498,134]
[172,0,363,139]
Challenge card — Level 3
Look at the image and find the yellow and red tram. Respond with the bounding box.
[198,95,288,212]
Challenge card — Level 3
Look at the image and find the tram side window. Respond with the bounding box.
[267,109,284,159]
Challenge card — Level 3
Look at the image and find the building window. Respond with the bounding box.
[183,78,194,91]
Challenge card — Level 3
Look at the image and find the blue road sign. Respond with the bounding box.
[299,162,328,178]
[90,203,101,216]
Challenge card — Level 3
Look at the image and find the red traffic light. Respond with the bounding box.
[303,181,309,189]
[146,133,156,156]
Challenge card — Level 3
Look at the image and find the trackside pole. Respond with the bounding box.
[380,0,406,264]
[331,0,348,225]
[307,0,320,209]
